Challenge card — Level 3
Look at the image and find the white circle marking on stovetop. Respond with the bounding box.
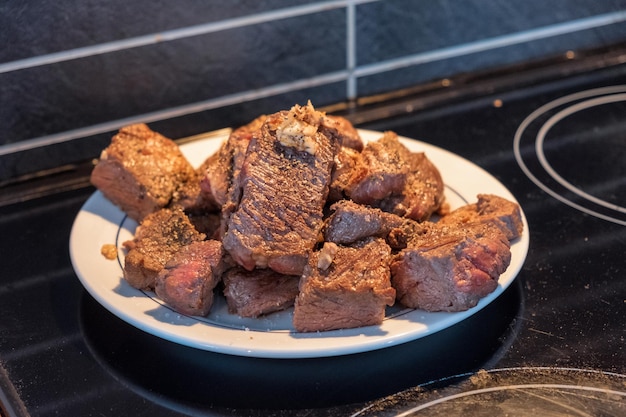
[535,93,626,213]
[394,383,626,416]
[514,85,626,226]
[349,367,626,417]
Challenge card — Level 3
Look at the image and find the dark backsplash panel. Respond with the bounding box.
[1,0,626,181]
[0,0,320,61]
[356,25,626,98]
[355,0,626,65]
[2,10,347,142]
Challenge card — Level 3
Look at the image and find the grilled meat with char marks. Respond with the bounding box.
[222,103,341,276]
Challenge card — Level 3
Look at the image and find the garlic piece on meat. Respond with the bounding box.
[317,242,338,270]
[277,104,319,155]
[277,119,318,155]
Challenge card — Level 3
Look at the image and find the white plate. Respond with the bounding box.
[70,129,529,358]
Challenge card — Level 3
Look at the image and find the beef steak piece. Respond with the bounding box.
[222,267,300,318]
[346,131,409,205]
[293,238,396,332]
[154,240,226,316]
[90,123,197,222]
[320,114,364,152]
[221,115,280,239]
[123,207,206,290]
[200,115,268,210]
[438,194,524,240]
[344,132,445,221]
[328,146,366,203]
[323,199,406,245]
[199,142,230,209]
[390,222,511,312]
[378,145,445,221]
[222,102,341,275]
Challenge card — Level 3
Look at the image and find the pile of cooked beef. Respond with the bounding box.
[90,102,523,333]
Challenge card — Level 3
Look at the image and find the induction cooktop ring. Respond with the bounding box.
[350,367,626,416]
[514,85,626,226]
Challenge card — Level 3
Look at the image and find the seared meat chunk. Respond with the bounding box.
[293,238,396,332]
[222,103,341,275]
[199,144,229,209]
[225,115,286,236]
[347,132,409,204]
[390,222,511,312]
[344,132,444,221]
[321,114,364,152]
[123,207,205,290]
[438,194,524,240]
[200,115,268,209]
[378,144,445,221]
[154,240,226,316]
[323,199,406,245]
[222,268,300,318]
[386,219,432,250]
[201,113,360,215]
[90,123,197,222]
[328,146,366,203]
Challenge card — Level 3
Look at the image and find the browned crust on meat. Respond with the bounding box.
[321,114,364,151]
[154,240,225,316]
[91,107,525,328]
[340,132,445,221]
[293,238,396,332]
[323,199,406,245]
[90,123,196,222]
[391,222,511,312]
[438,194,524,240]
[222,103,340,275]
[122,207,205,290]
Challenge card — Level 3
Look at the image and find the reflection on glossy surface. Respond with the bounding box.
[353,368,626,416]
[80,280,522,411]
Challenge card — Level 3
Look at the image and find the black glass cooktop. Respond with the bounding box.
[1,58,625,417]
